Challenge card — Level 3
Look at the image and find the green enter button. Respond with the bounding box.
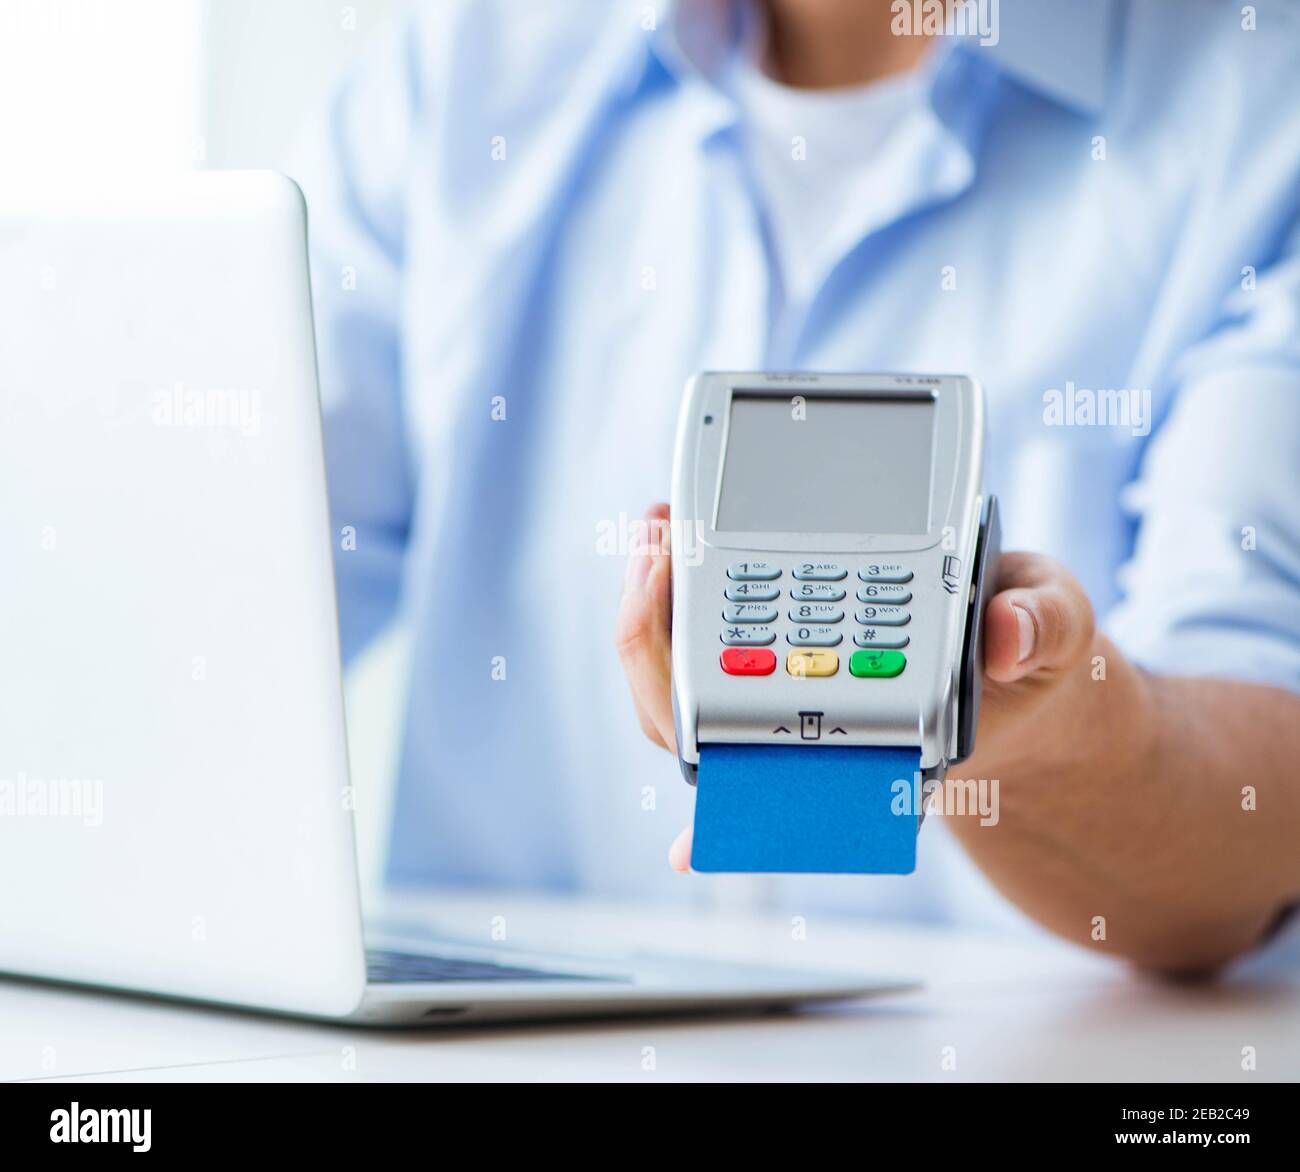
[849,649,907,678]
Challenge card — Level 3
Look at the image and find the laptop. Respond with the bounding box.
[0,172,908,1025]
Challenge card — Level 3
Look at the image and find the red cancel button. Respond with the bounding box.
[720,648,777,676]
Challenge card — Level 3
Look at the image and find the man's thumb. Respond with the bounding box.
[982,554,1095,683]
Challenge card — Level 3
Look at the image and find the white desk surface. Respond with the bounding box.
[4,891,1297,1083]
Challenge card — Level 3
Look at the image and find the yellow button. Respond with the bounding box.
[786,650,839,677]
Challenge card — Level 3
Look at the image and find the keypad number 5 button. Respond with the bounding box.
[792,583,847,602]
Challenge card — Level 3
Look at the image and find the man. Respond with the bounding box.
[296,0,1300,971]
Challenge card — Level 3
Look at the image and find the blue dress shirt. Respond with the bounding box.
[290,0,1300,932]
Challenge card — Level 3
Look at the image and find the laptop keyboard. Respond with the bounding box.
[365,948,611,984]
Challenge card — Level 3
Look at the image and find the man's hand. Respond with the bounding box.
[615,504,1300,972]
[615,504,1101,867]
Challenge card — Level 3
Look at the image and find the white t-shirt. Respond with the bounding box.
[705,33,1028,931]
[732,34,929,309]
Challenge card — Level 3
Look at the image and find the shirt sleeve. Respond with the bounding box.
[286,18,421,663]
[1104,221,1300,696]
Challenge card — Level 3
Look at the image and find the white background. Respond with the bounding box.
[0,0,406,891]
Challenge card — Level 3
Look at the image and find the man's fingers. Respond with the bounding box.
[615,504,677,753]
[983,551,1095,684]
[615,507,692,871]
[668,825,692,872]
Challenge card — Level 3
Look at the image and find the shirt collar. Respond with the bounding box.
[645,0,1115,117]
[640,0,744,142]
[646,0,740,90]
[967,0,1115,115]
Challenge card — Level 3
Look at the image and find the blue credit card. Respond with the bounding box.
[692,744,921,874]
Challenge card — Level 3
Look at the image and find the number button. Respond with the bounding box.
[855,606,910,626]
[786,625,842,647]
[728,561,781,581]
[856,584,912,605]
[723,604,778,623]
[721,625,776,646]
[788,605,844,623]
[853,630,910,649]
[792,562,847,581]
[720,648,777,676]
[790,583,847,602]
[725,582,779,602]
[858,564,913,584]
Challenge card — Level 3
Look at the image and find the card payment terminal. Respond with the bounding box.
[669,373,1000,873]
